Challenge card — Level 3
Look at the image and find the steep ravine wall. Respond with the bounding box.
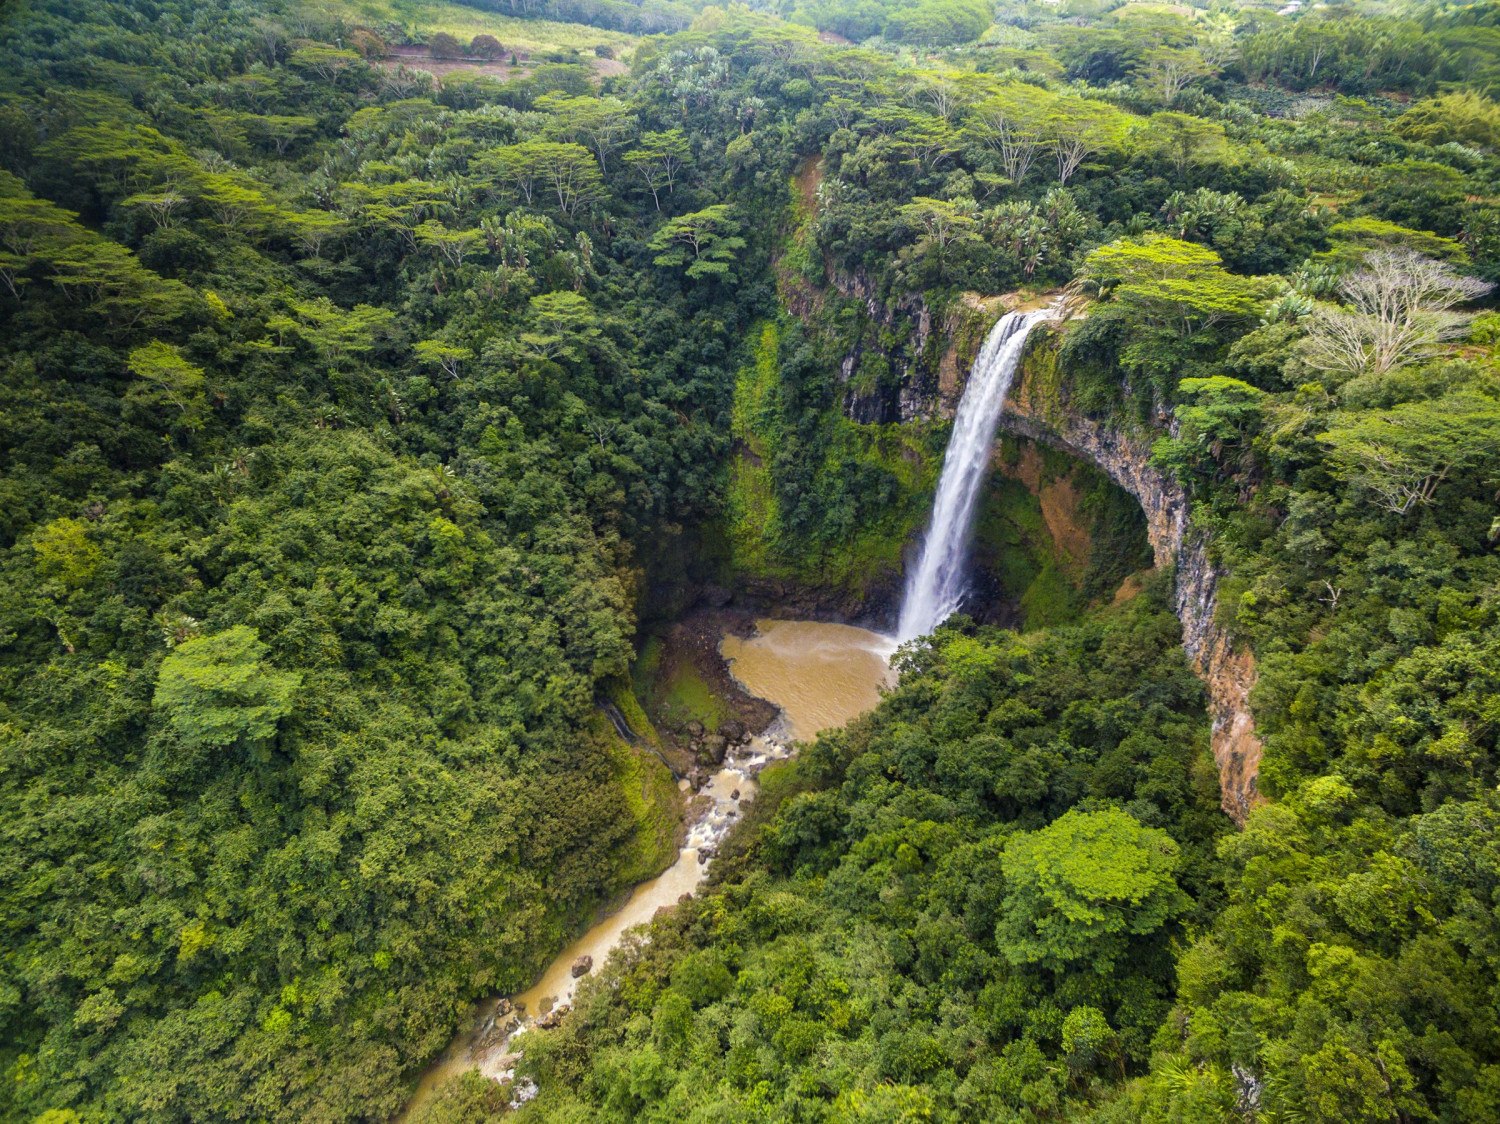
[997,337,1263,824]
[808,277,1264,822]
[821,272,1004,425]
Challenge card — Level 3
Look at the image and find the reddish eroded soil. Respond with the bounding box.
[998,443,1093,577]
[794,154,824,218]
[778,155,834,320]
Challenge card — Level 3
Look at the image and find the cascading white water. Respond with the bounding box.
[896,306,1055,643]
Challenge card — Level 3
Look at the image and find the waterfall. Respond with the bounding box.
[896,306,1055,643]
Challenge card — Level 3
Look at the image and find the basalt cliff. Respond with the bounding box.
[996,330,1263,824]
[838,300,1264,824]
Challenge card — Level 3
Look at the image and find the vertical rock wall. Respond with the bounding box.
[996,337,1263,824]
[820,287,1264,822]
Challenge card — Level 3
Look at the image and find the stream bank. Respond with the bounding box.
[400,610,894,1121]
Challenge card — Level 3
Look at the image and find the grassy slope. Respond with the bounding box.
[721,168,946,600]
[630,634,731,734]
[310,0,639,54]
[723,318,938,597]
[592,690,681,887]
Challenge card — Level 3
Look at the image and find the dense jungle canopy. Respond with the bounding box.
[3,0,1500,1121]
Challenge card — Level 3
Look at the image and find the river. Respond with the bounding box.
[399,618,894,1117]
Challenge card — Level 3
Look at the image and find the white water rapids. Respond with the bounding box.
[895,305,1056,643]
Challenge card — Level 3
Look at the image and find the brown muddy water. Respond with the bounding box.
[398,618,894,1118]
[720,619,896,740]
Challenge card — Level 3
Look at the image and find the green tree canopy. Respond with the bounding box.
[1393,91,1500,149]
[153,626,301,749]
[998,808,1187,973]
[647,204,746,280]
[1084,234,1270,335]
[1319,389,1500,515]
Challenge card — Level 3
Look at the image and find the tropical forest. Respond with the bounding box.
[3,0,1500,1120]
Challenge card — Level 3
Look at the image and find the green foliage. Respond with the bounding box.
[516,587,1224,1121]
[723,319,938,597]
[1086,236,1270,336]
[1393,91,1500,149]
[883,0,991,47]
[126,340,208,427]
[998,808,1187,974]
[30,517,101,591]
[5,1,1500,1122]
[1318,389,1500,515]
[647,204,747,280]
[1140,111,1228,175]
[1326,216,1468,265]
[0,1,793,1117]
[1151,375,1267,485]
[153,626,301,749]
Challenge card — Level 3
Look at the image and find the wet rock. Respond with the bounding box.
[537,1004,570,1030]
[730,789,740,801]
[700,583,731,608]
[720,718,744,743]
[687,720,704,737]
[537,996,554,1016]
[677,892,694,904]
[475,999,522,1050]
[702,734,728,763]
[697,847,714,865]
[513,1001,526,1015]
[570,955,593,979]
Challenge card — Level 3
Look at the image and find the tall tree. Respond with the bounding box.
[1320,391,1500,514]
[623,130,691,211]
[647,204,746,280]
[998,808,1187,975]
[964,87,1051,185]
[1302,249,1492,377]
[1046,98,1123,186]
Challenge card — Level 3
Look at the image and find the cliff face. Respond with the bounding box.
[996,336,1263,824]
[824,276,1005,425]
[825,269,937,424]
[814,284,1263,821]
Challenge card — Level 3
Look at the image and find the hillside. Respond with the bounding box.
[2,0,1500,1122]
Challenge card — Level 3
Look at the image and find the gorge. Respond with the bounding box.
[410,294,1250,1116]
[7,2,1500,1121]
[845,291,1263,820]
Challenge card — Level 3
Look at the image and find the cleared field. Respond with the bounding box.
[310,0,640,55]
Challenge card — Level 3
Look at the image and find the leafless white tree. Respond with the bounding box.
[968,93,1047,185]
[1301,249,1492,378]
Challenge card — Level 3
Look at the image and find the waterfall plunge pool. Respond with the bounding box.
[398,303,1064,1117]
